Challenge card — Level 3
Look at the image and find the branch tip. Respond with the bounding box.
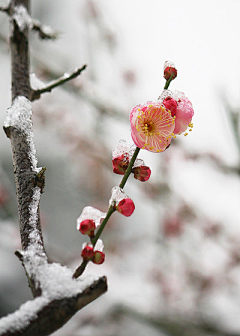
[30,64,88,101]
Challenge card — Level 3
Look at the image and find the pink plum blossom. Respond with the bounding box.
[161,90,194,135]
[81,243,94,261]
[130,101,175,153]
[112,153,129,175]
[132,165,151,182]
[81,240,105,264]
[163,61,177,81]
[117,198,135,217]
[92,251,105,264]
[78,219,96,237]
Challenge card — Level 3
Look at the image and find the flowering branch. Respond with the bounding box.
[74,60,194,279]
[73,146,141,278]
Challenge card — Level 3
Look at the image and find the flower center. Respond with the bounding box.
[143,121,155,135]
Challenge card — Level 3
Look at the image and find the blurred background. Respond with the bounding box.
[0,0,240,335]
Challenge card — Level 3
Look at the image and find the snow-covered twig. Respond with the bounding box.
[0,275,107,336]
[30,65,87,101]
[1,2,57,39]
[30,18,58,40]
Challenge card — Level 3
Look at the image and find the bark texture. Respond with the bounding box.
[0,1,107,335]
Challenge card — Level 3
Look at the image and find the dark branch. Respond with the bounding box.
[0,276,107,336]
[30,65,87,101]
[0,5,10,14]
[1,1,107,334]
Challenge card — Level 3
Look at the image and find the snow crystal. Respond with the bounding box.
[30,73,45,90]
[82,239,104,252]
[158,89,185,103]
[77,206,106,230]
[40,24,55,36]
[112,139,135,159]
[12,5,32,32]
[29,187,41,230]
[95,239,104,252]
[133,158,144,168]
[109,186,127,206]
[164,60,176,71]
[4,96,40,172]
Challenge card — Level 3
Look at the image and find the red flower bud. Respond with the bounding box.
[164,61,177,81]
[112,154,129,175]
[132,165,151,182]
[81,244,94,261]
[92,251,105,264]
[78,219,96,237]
[117,198,135,217]
[163,97,178,117]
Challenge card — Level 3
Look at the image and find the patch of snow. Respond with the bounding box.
[76,206,106,230]
[4,96,40,172]
[0,296,48,334]
[109,186,128,206]
[12,5,32,32]
[95,239,104,252]
[30,73,45,91]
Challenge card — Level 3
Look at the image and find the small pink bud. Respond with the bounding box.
[92,251,105,264]
[79,219,96,237]
[117,198,135,217]
[81,244,94,261]
[163,97,178,117]
[164,61,177,81]
[132,165,151,182]
[112,154,129,175]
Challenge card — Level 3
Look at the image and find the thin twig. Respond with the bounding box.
[0,5,10,14]
[30,65,87,101]
[31,19,58,40]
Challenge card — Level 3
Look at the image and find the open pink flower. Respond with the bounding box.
[130,101,175,153]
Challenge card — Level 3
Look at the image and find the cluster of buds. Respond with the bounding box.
[112,140,151,182]
[77,207,106,265]
[81,240,105,264]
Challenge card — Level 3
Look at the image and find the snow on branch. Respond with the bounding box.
[0,3,57,39]
[0,274,107,336]
[30,65,87,101]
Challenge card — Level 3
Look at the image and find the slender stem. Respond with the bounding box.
[73,146,141,278]
[91,205,115,247]
[31,65,87,101]
[164,74,173,90]
[119,147,141,189]
[72,260,88,279]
